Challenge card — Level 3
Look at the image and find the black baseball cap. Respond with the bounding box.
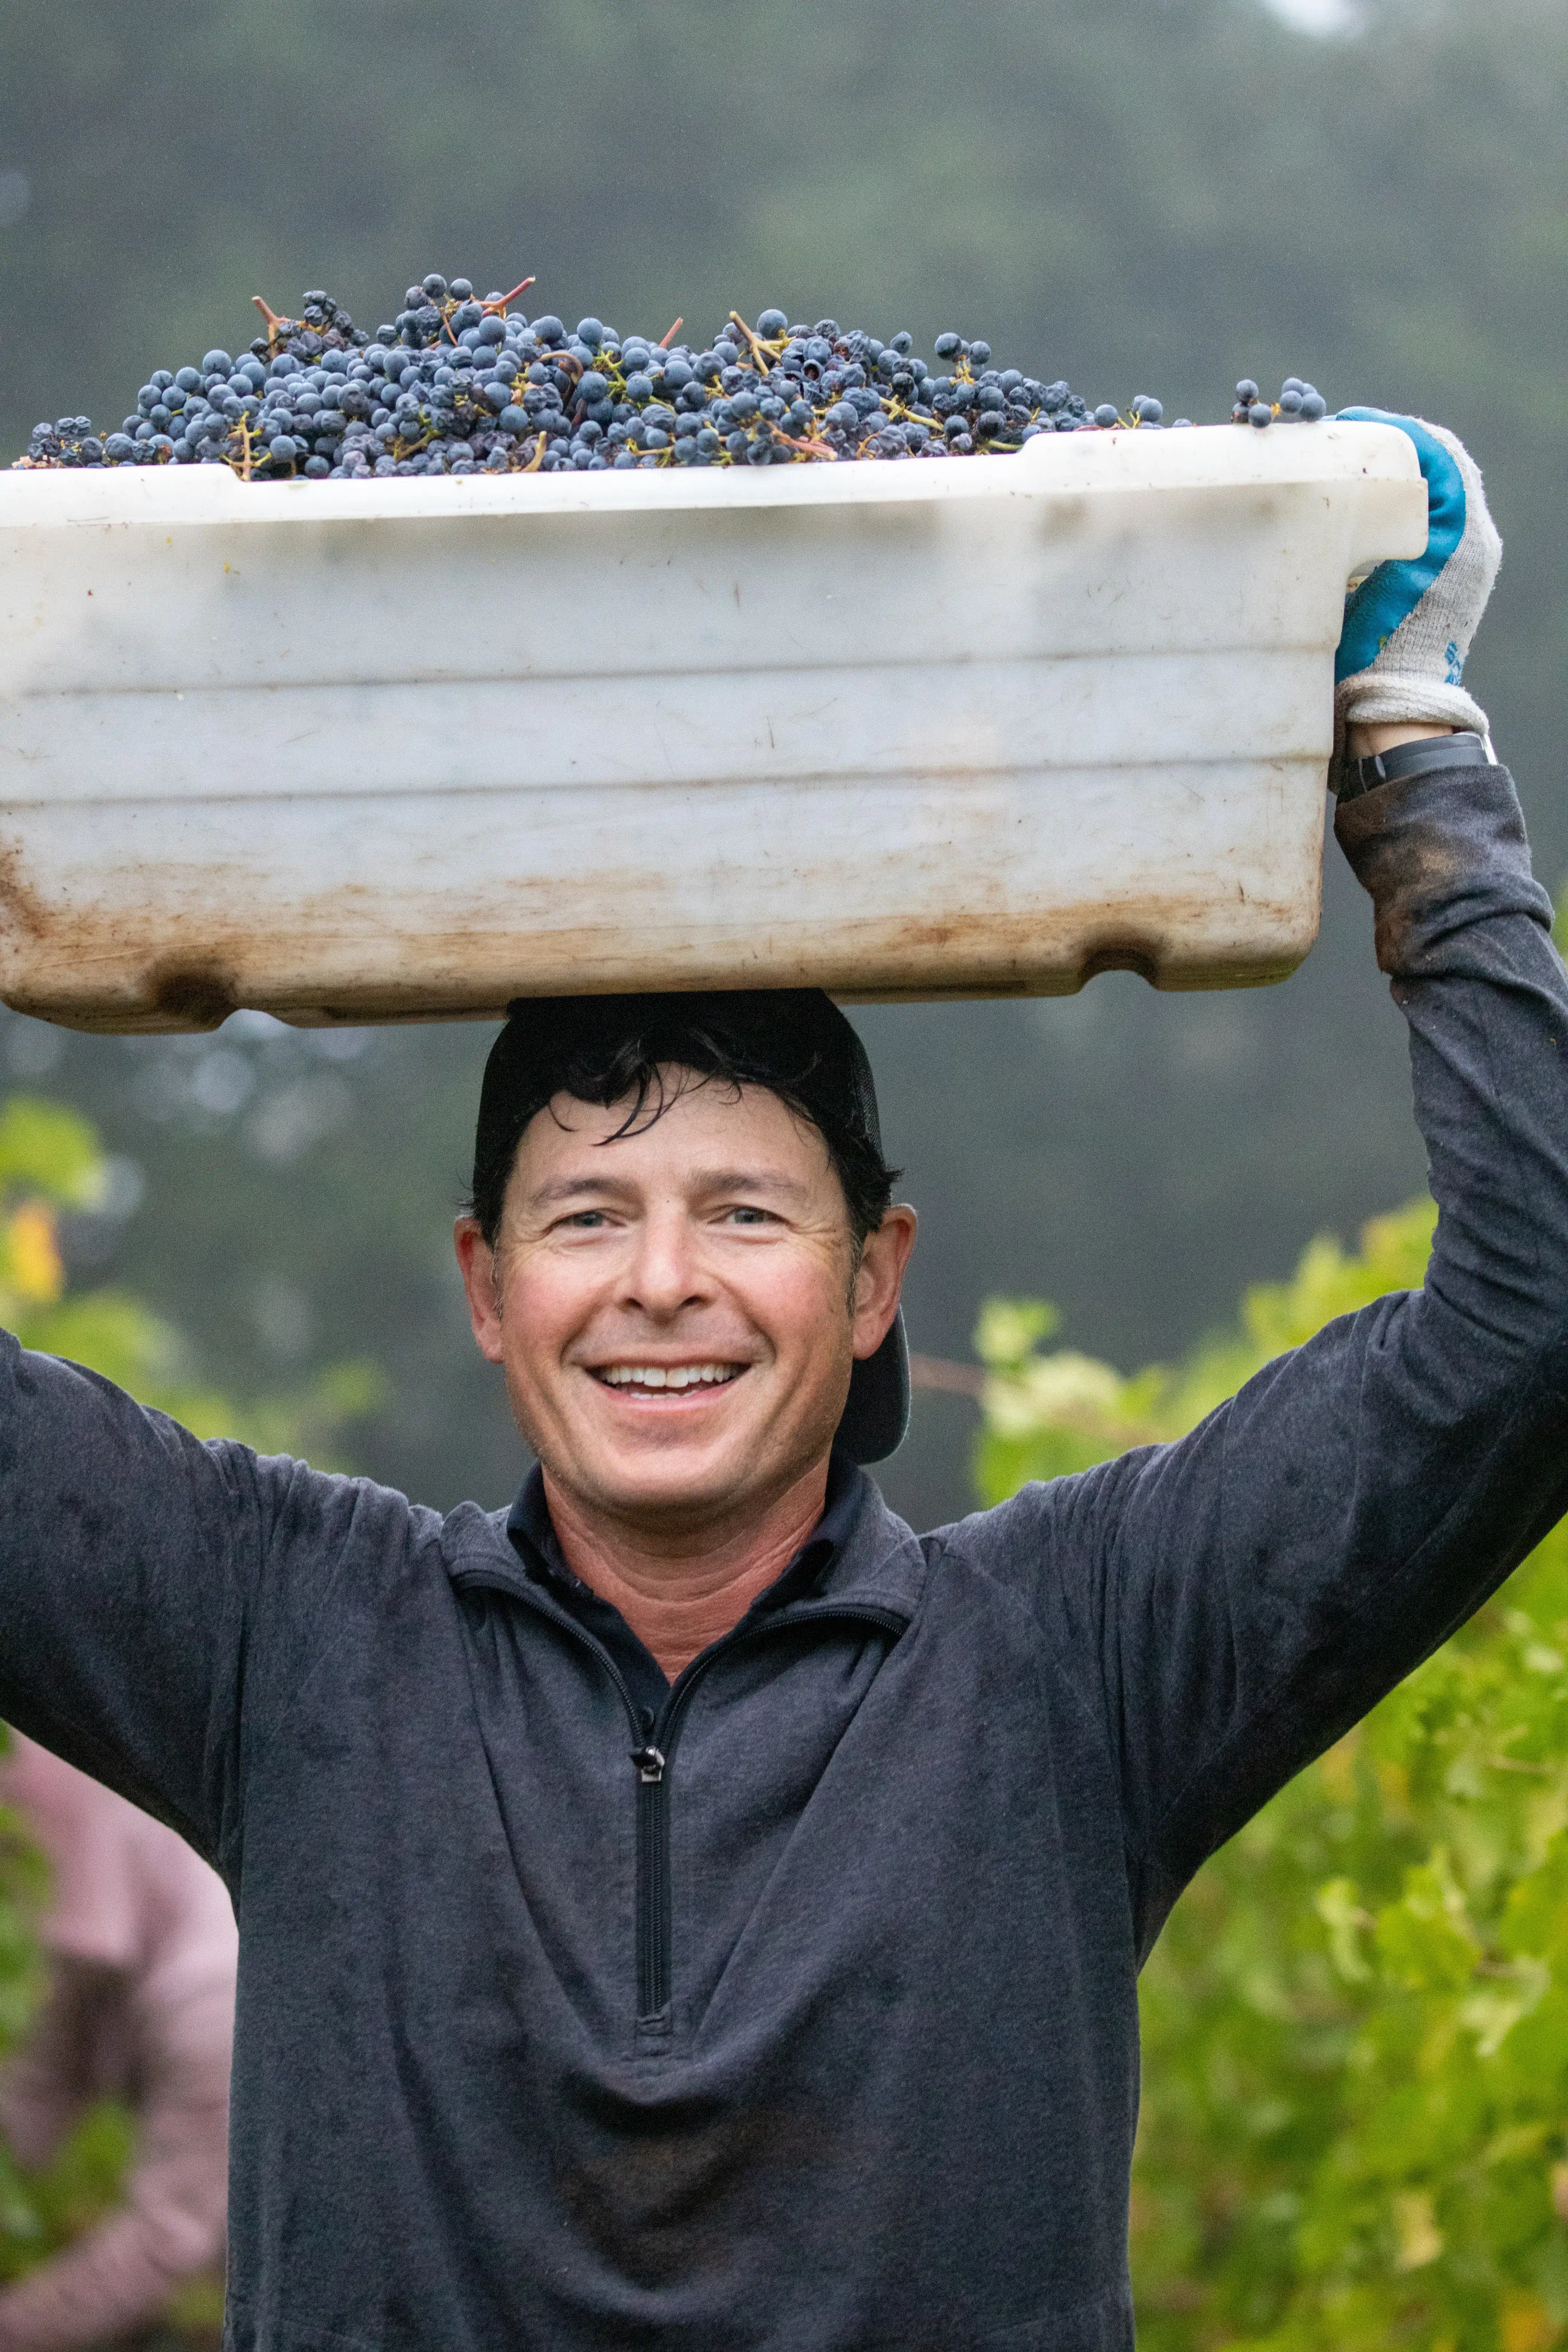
[472,990,909,1464]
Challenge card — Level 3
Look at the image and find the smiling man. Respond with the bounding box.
[454,999,916,1683]
[3,417,1568,2352]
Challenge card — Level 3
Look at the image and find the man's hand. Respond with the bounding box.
[1334,410,1502,771]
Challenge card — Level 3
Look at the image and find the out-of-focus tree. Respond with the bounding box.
[978,1201,1568,2350]
[0,1095,380,1450]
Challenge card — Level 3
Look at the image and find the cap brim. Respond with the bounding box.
[837,1310,910,1465]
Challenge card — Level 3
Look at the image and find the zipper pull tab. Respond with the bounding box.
[631,1744,666,1785]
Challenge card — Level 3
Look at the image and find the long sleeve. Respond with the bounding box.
[1002,756,1568,1958]
[0,1338,376,1874]
[0,1347,265,1863]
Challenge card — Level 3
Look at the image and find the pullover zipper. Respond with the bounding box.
[456,1570,905,2027]
[631,1743,669,2014]
[625,1603,905,2022]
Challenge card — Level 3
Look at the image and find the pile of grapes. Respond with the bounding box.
[15,274,1329,479]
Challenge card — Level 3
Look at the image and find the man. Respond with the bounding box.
[2,412,1563,2351]
[0,1734,235,2352]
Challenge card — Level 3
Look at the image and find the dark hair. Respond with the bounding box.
[469,992,899,1251]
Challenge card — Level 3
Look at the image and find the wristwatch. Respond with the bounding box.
[1338,730,1488,803]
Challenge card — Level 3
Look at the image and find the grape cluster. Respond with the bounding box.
[14,273,1331,479]
[22,416,106,467]
[1232,374,1328,427]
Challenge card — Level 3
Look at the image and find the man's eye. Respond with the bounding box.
[724,1206,773,1226]
[562,1210,609,1229]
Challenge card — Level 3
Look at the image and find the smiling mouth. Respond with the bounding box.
[591,1362,747,1398]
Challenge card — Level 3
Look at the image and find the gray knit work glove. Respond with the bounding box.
[1334,409,1502,760]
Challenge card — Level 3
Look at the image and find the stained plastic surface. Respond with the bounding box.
[0,420,1426,1032]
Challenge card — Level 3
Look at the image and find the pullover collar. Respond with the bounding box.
[442,1450,930,1699]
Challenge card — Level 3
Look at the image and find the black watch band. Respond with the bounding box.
[1338,729,1487,802]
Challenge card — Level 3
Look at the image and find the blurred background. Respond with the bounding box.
[2,0,1565,1530]
[2,3,1567,2345]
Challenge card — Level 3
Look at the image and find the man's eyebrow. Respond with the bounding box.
[525,1169,814,1208]
[527,1175,640,1206]
[691,1169,815,1203]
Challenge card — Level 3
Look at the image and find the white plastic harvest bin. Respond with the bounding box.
[0,421,1424,1033]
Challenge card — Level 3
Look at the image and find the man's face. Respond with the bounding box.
[455,1073,915,1539]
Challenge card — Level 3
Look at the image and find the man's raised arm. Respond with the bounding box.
[982,416,1568,1955]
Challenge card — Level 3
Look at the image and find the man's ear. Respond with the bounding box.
[851,1206,917,1362]
[454,1218,506,1364]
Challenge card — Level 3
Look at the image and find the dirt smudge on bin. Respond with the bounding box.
[145,964,239,1030]
[0,844,48,938]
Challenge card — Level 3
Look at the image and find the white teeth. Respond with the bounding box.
[598,1362,740,1391]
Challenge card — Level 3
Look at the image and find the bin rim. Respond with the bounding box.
[0,417,1420,532]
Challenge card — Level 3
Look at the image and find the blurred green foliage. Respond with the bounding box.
[0,1095,382,1453]
[0,2102,133,2291]
[0,1776,46,2268]
[977,1203,1568,2349]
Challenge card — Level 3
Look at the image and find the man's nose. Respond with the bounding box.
[620,1207,711,1316]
